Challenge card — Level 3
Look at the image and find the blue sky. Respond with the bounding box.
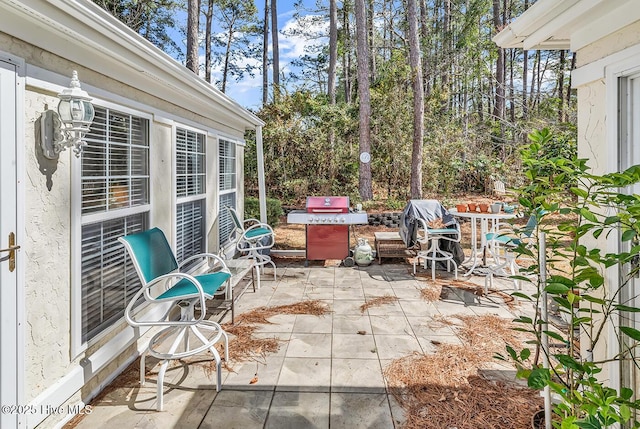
[173,0,328,110]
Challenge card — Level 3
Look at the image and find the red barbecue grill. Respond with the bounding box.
[287,196,368,262]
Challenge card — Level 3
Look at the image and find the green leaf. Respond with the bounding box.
[621,387,634,400]
[621,229,636,242]
[527,367,550,389]
[620,326,640,342]
[604,215,619,225]
[555,354,584,371]
[512,292,533,301]
[580,208,598,222]
[581,294,605,305]
[544,330,567,343]
[520,348,531,361]
[505,345,518,361]
[571,187,589,198]
[614,304,640,313]
[620,403,631,420]
[545,282,571,294]
[575,416,602,429]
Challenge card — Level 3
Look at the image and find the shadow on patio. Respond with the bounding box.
[66,260,542,429]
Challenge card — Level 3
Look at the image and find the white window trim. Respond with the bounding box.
[218,137,241,254]
[603,60,640,394]
[71,103,153,358]
[173,124,208,261]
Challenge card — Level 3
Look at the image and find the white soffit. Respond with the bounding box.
[493,0,639,52]
[0,0,264,130]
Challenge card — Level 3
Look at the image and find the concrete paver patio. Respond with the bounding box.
[69,260,533,429]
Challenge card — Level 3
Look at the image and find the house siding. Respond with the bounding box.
[577,20,640,67]
[572,21,640,386]
[1,22,255,427]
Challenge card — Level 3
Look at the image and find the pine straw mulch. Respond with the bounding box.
[212,300,331,369]
[359,294,399,313]
[384,313,542,429]
[416,276,518,310]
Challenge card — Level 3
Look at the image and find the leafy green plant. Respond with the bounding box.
[244,196,283,227]
[498,128,640,428]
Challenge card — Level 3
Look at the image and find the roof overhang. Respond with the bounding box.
[0,0,264,130]
[493,0,640,51]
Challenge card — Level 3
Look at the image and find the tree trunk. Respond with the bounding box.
[522,0,529,120]
[368,0,375,78]
[271,0,280,101]
[262,0,269,104]
[407,0,424,199]
[222,27,234,93]
[419,0,430,97]
[558,49,566,123]
[186,0,200,73]
[328,0,338,104]
[354,0,373,200]
[342,0,352,104]
[204,0,213,83]
[492,0,505,124]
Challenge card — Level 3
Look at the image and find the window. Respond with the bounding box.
[218,139,237,246]
[617,71,640,402]
[80,106,150,343]
[175,128,206,264]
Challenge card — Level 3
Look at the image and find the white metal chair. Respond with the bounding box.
[413,218,461,280]
[226,206,276,288]
[118,227,230,411]
[484,214,537,292]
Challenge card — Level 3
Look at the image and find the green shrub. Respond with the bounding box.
[244,197,283,227]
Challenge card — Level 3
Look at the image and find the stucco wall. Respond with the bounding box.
[576,80,608,174]
[572,20,640,385]
[24,89,75,398]
[2,28,252,428]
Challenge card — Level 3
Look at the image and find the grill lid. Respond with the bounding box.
[306,196,349,213]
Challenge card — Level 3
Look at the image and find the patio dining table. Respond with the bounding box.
[450,208,517,276]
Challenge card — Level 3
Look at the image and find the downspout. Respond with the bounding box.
[256,125,267,224]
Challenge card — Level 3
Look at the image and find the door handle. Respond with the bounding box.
[0,232,20,272]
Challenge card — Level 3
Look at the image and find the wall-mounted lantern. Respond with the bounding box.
[41,70,95,159]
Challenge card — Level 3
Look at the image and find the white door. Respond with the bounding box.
[0,57,22,428]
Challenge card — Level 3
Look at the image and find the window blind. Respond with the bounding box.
[80,106,150,343]
[176,199,206,267]
[81,213,147,343]
[176,128,205,197]
[218,139,237,246]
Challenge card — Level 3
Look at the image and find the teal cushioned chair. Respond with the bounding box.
[119,227,230,411]
[225,206,276,288]
[412,218,462,280]
[484,214,538,292]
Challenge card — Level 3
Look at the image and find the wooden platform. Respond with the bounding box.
[374,231,418,264]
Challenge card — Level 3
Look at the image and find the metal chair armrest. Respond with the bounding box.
[179,252,230,274]
[243,217,262,226]
[125,272,207,328]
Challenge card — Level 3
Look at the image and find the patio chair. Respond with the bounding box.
[413,218,461,280]
[484,214,537,292]
[492,179,516,198]
[225,206,276,288]
[118,227,230,411]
